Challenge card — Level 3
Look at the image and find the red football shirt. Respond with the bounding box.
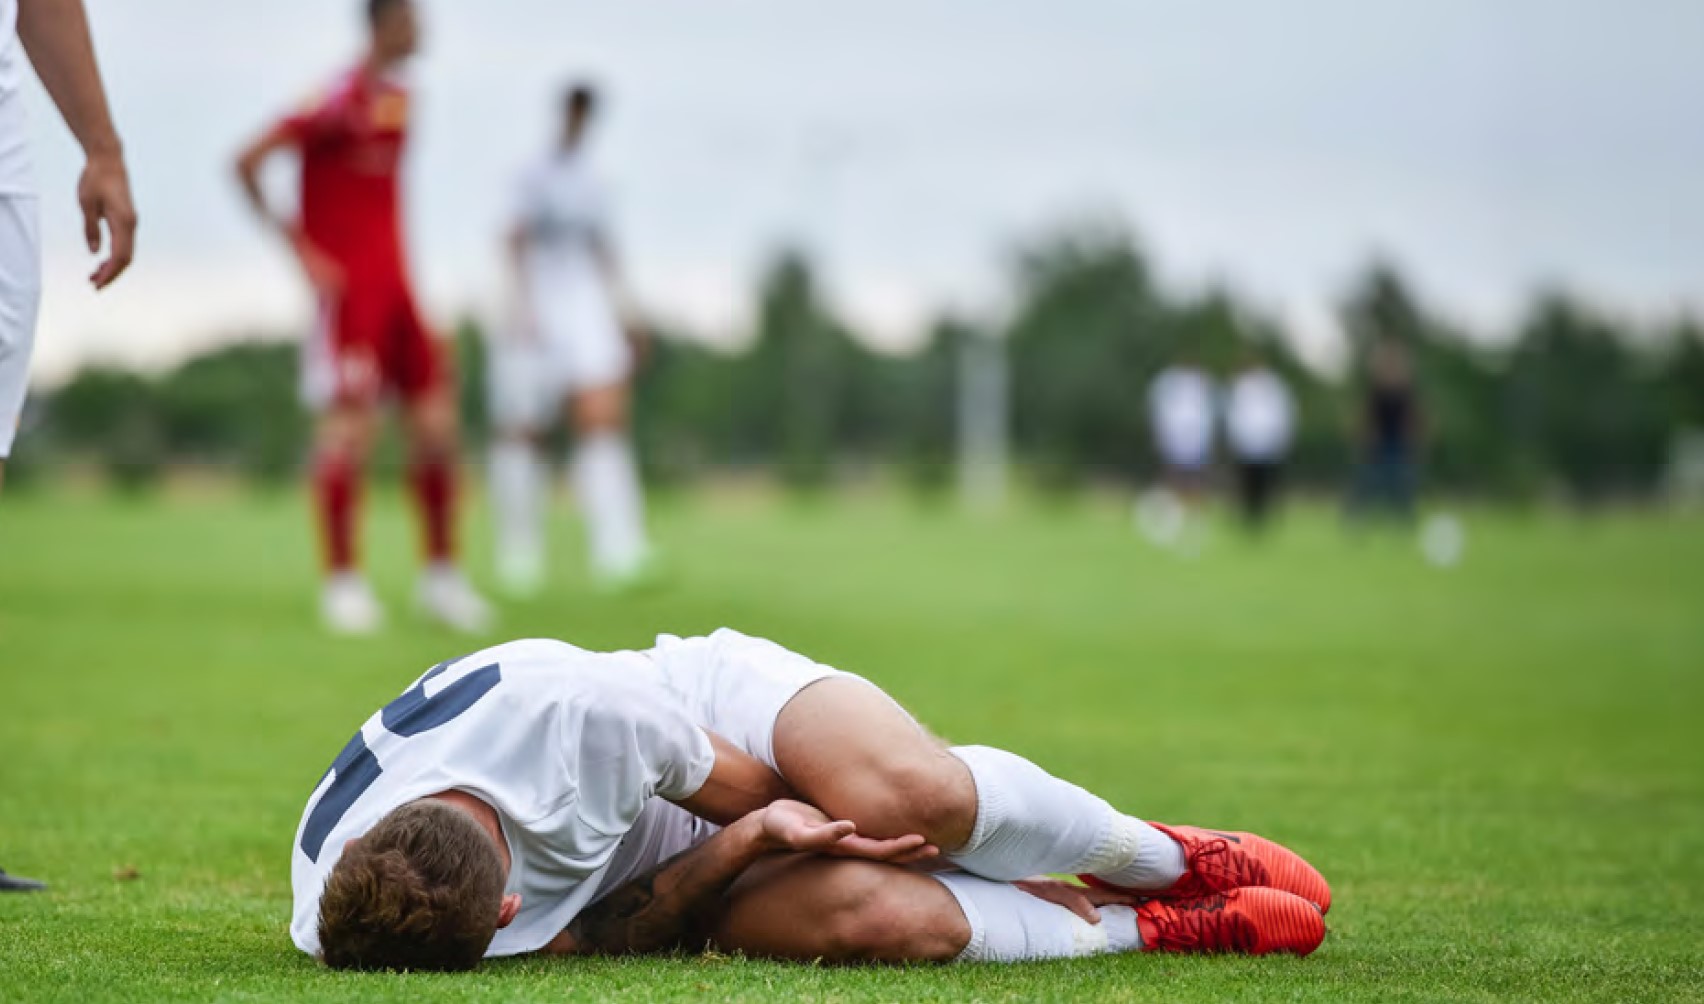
[279,67,412,282]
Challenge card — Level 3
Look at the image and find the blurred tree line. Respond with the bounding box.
[13,225,1703,503]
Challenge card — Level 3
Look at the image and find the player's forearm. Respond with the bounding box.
[673,732,796,826]
[234,146,287,235]
[593,236,642,328]
[506,227,533,314]
[16,0,121,160]
[544,812,770,956]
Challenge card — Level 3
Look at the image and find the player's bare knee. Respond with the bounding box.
[572,387,626,433]
[854,755,976,847]
[817,867,966,963]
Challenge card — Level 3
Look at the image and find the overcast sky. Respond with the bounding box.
[21,0,1704,381]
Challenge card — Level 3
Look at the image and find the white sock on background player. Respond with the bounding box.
[933,872,1142,961]
[490,439,544,590]
[573,431,648,579]
[945,745,1186,888]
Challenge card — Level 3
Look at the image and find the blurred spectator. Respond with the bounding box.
[1225,350,1295,532]
[1348,336,1422,522]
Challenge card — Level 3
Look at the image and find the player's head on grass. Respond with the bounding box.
[317,799,506,971]
[563,81,599,144]
[366,0,419,61]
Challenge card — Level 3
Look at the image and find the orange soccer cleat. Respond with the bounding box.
[1136,887,1326,956]
[1086,823,1332,913]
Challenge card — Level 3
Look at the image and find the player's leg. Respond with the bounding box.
[302,291,386,633]
[712,857,1325,962]
[653,629,1328,912]
[556,301,650,587]
[486,336,550,596]
[764,651,1328,909]
[311,399,382,632]
[712,856,971,962]
[0,194,41,494]
[773,675,1190,889]
[392,290,490,632]
[659,630,1186,892]
[568,380,651,587]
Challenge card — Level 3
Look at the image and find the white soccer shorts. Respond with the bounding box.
[0,194,41,459]
[486,313,632,433]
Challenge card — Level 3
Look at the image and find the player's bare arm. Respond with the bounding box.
[673,732,798,825]
[591,231,648,354]
[16,0,134,289]
[541,799,930,957]
[232,127,344,295]
[675,731,939,866]
[503,222,534,340]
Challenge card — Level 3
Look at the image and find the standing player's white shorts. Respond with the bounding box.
[0,194,41,459]
[591,629,915,897]
[486,306,632,433]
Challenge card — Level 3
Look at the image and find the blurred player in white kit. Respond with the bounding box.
[0,0,135,894]
[1138,348,1216,548]
[1224,349,1296,533]
[488,82,652,595]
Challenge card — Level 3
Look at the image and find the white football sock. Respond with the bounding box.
[1092,823,1189,891]
[489,439,543,567]
[945,745,1186,889]
[572,431,649,577]
[933,872,1142,962]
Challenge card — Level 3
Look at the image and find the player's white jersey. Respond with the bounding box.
[1225,368,1295,463]
[0,0,33,196]
[1148,365,1216,468]
[511,149,619,346]
[289,639,715,959]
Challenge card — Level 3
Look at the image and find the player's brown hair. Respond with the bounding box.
[366,0,408,26]
[317,800,506,971]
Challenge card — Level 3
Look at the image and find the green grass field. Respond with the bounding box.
[2,488,1701,1002]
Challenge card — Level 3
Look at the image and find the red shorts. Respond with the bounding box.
[301,277,447,409]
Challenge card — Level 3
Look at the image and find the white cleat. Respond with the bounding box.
[416,564,494,634]
[322,573,385,636]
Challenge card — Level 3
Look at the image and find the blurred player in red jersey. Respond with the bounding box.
[234,0,489,635]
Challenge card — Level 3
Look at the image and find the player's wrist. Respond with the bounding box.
[83,134,125,164]
[730,808,779,854]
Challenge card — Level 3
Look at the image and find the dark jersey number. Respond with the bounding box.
[300,659,502,861]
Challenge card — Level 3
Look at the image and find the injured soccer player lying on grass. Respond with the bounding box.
[291,630,1331,970]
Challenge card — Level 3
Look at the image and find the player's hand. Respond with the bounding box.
[1012,877,1141,924]
[756,799,938,865]
[78,151,137,290]
[291,230,346,296]
[624,314,653,370]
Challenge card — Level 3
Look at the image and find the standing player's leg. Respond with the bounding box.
[0,194,40,492]
[303,292,386,634]
[569,380,651,587]
[486,335,550,596]
[391,289,491,632]
[0,197,43,890]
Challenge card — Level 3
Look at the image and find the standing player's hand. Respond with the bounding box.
[755,799,938,865]
[624,314,653,370]
[1012,877,1142,924]
[78,151,136,290]
[290,231,346,297]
